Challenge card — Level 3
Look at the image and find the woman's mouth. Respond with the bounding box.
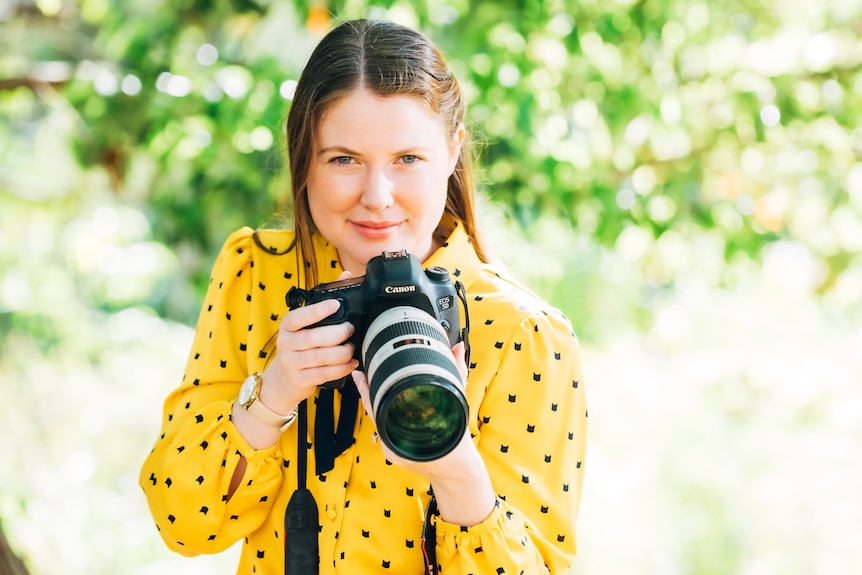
[351,220,402,240]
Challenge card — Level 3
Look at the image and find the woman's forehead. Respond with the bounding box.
[314,90,447,146]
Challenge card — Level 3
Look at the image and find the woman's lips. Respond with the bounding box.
[351,220,402,240]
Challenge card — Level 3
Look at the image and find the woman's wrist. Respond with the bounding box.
[428,441,496,526]
[258,366,305,416]
[230,400,286,450]
[432,476,496,527]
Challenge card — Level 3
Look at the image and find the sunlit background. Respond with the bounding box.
[2,0,861,573]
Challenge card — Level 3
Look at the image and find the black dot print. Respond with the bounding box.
[138,224,586,574]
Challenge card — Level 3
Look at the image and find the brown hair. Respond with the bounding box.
[284,18,489,287]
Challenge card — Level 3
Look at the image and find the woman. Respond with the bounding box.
[140,18,587,574]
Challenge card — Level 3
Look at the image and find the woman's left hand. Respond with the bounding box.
[352,341,469,470]
[352,341,497,526]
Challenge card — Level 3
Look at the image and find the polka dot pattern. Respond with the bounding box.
[139,219,587,574]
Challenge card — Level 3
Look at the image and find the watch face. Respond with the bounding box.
[239,374,256,405]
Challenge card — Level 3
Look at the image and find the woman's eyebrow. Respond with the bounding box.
[317,145,359,157]
[317,145,431,158]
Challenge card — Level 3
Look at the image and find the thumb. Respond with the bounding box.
[352,369,373,417]
[451,341,469,384]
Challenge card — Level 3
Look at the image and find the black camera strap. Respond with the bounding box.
[284,400,320,574]
[421,493,439,575]
[455,280,471,367]
[314,381,360,475]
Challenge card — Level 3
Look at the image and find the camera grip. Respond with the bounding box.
[310,300,359,390]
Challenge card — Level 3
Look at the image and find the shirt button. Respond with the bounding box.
[325,507,337,521]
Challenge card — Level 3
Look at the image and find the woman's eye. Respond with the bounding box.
[401,155,419,164]
[333,156,353,165]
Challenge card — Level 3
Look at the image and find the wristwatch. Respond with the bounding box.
[238,372,297,432]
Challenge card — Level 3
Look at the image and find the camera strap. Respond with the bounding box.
[455,280,471,367]
[284,400,320,574]
[313,381,360,475]
[421,494,439,575]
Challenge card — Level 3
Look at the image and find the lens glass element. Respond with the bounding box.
[376,375,466,461]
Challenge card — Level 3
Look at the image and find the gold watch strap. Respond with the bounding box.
[245,373,298,432]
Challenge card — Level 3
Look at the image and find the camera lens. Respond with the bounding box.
[362,306,468,461]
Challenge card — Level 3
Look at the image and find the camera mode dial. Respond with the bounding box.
[424,266,450,282]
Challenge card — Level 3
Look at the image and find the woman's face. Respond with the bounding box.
[306,89,464,276]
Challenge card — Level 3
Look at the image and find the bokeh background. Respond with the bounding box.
[2,0,861,573]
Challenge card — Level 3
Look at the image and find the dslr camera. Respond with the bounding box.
[287,250,468,462]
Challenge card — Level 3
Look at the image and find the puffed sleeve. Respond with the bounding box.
[435,307,587,573]
[139,228,285,555]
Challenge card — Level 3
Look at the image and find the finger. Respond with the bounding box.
[300,360,360,388]
[451,341,469,384]
[352,370,374,417]
[281,321,355,353]
[282,298,343,332]
[336,270,353,281]
[288,339,355,367]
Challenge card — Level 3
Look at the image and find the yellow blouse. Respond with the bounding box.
[139,220,587,574]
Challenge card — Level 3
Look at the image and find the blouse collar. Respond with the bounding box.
[312,215,483,290]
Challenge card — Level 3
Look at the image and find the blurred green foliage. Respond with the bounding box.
[3,0,861,330]
[2,1,862,573]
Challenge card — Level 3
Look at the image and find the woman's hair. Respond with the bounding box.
[284,18,489,287]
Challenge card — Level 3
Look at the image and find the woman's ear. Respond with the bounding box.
[448,122,466,173]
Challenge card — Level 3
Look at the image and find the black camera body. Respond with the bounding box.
[290,250,462,387]
[287,249,469,462]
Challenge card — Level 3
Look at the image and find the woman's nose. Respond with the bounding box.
[359,168,395,212]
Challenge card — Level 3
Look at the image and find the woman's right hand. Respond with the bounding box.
[258,293,359,415]
[231,284,358,450]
